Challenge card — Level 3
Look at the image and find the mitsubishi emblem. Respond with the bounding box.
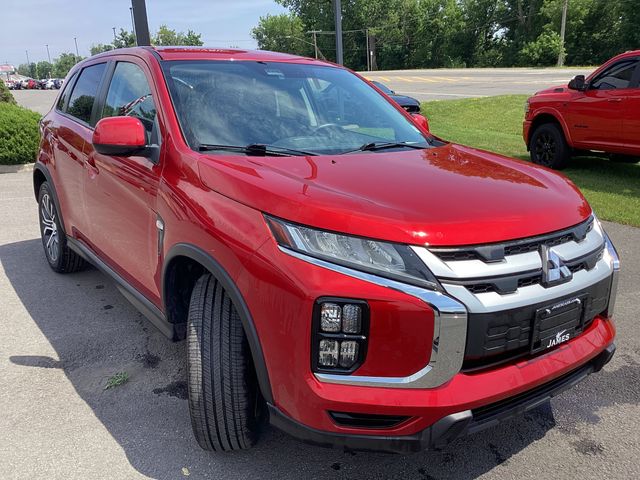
[540,245,572,287]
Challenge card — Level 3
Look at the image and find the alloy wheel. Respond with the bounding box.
[534,132,556,167]
[40,193,59,263]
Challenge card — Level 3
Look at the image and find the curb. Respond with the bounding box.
[0,163,34,174]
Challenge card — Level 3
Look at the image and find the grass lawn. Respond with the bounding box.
[422,95,640,227]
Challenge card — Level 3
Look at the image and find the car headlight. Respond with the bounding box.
[265,215,441,290]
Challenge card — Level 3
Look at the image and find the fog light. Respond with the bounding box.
[318,340,339,367]
[341,304,361,333]
[320,303,342,332]
[339,341,359,368]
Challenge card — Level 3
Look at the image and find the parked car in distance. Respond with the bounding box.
[35,47,619,454]
[371,80,422,113]
[524,50,640,169]
[4,79,21,90]
[43,78,60,89]
[21,78,38,89]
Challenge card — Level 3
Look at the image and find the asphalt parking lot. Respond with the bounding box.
[1,170,639,480]
[362,66,593,100]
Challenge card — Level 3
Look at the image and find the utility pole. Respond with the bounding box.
[25,50,30,66]
[131,0,151,46]
[557,0,568,67]
[308,30,321,59]
[113,27,117,42]
[365,28,370,71]
[74,37,79,57]
[332,0,344,65]
[45,44,51,63]
[130,7,136,35]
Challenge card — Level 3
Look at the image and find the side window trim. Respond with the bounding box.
[630,59,640,89]
[590,59,638,91]
[91,60,116,127]
[55,72,79,113]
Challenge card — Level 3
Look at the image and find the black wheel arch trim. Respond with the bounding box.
[33,163,67,235]
[162,243,274,404]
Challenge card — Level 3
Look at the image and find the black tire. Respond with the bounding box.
[610,154,640,164]
[187,273,261,451]
[38,182,86,273]
[529,123,570,169]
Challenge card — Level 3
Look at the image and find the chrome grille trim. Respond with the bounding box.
[412,217,605,303]
[441,256,613,313]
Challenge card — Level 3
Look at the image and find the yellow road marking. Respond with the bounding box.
[410,76,438,83]
[392,76,416,82]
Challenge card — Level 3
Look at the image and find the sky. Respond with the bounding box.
[0,0,288,67]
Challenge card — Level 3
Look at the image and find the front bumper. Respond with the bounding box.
[269,343,616,454]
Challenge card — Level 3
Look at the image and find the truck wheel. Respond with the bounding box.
[187,273,261,451]
[529,123,570,169]
[38,182,86,273]
[610,154,640,164]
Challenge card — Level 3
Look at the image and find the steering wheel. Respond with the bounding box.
[311,123,343,135]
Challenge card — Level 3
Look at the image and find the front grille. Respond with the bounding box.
[411,215,610,372]
[448,245,603,295]
[461,276,611,371]
[431,217,594,263]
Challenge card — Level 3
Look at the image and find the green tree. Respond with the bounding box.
[17,63,37,78]
[36,61,52,79]
[90,43,114,55]
[251,14,310,56]
[52,53,83,78]
[182,29,204,46]
[154,25,180,45]
[113,29,136,49]
[153,25,204,46]
[520,30,564,65]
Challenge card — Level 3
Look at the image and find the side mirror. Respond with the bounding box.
[411,113,430,133]
[92,116,147,157]
[568,74,586,91]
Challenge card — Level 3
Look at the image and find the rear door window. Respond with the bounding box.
[66,63,107,125]
[56,72,77,111]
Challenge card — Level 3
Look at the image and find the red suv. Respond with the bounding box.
[524,50,640,169]
[35,47,619,453]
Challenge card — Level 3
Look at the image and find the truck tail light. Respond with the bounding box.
[312,298,369,374]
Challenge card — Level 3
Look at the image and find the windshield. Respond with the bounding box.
[162,60,429,155]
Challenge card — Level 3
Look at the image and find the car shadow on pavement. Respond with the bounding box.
[1,237,633,480]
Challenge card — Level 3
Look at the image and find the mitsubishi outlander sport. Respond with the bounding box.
[35,47,619,453]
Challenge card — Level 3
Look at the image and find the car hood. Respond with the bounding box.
[535,84,569,95]
[389,94,420,106]
[197,143,591,246]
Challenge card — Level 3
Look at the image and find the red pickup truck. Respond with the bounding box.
[35,46,619,453]
[524,50,640,169]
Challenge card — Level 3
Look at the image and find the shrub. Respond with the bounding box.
[520,31,564,67]
[0,80,16,104]
[0,103,41,165]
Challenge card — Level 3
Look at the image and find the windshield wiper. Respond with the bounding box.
[198,143,318,157]
[340,141,428,154]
